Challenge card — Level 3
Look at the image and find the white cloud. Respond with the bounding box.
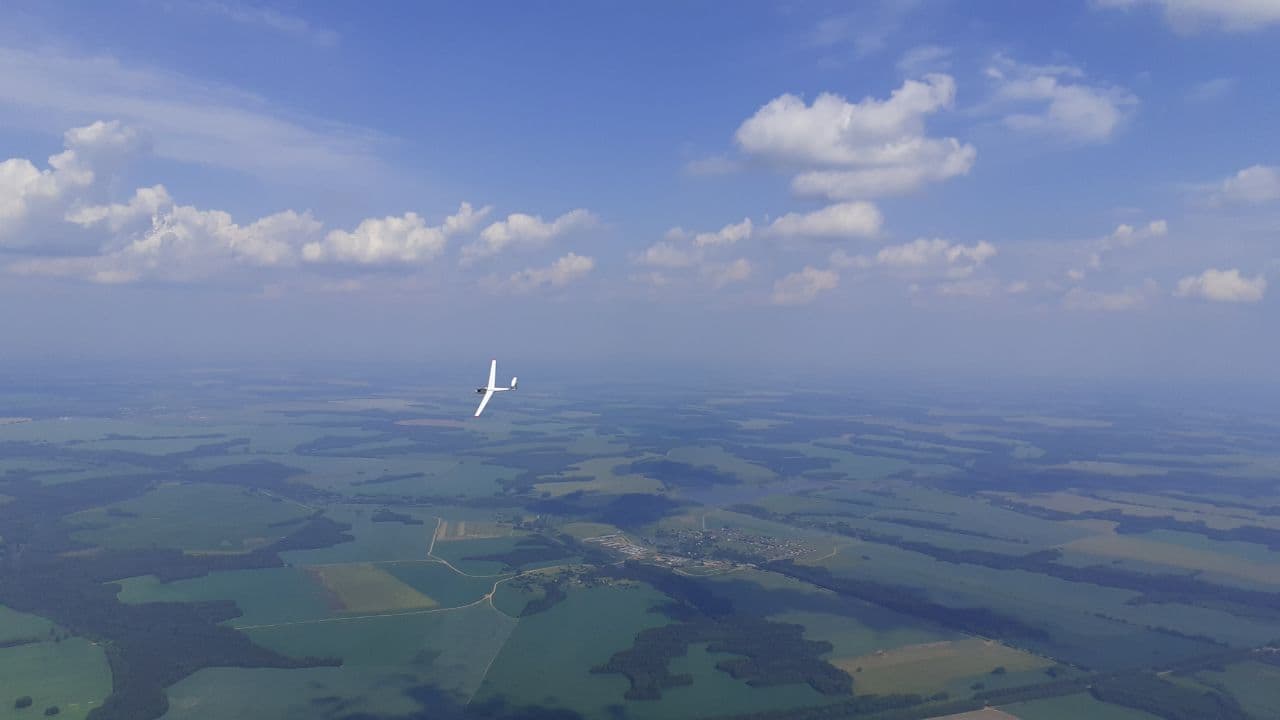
[1064,279,1160,311]
[1175,268,1266,302]
[636,241,700,268]
[502,252,595,292]
[1094,0,1280,32]
[303,212,447,265]
[704,258,753,288]
[1212,165,1280,205]
[767,202,883,239]
[790,139,975,199]
[987,55,1137,143]
[441,202,493,237]
[0,120,141,248]
[1088,219,1168,270]
[11,206,322,283]
[737,75,957,165]
[0,47,385,183]
[67,184,173,232]
[772,266,839,305]
[695,218,754,247]
[464,209,595,262]
[832,238,996,279]
[735,75,975,199]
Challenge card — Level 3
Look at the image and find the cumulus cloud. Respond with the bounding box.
[1175,268,1266,302]
[3,121,589,285]
[767,202,883,239]
[1211,165,1280,205]
[463,209,595,263]
[12,206,322,283]
[302,212,446,265]
[67,185,173,232]
[1086,219,1168,270]
[502,252,595,292]
[0,120,142,248]
[832,238,997,279]
[694,218,753,247]
[772,266,839,305]
[1064,279,1161,311]
[734,74,975,199]
[1093,0,1280,32]
[987,55,1137,143]
[302,204,487,265]
[636,241,700,268]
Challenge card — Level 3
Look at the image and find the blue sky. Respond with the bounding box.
[1,1,1277,381]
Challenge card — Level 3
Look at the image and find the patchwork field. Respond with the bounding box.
[5,378,1280,720]
[307,563,438,613]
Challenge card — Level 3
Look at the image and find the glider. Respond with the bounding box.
[474,359,518,417]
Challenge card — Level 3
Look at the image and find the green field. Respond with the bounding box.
[0,639,113,720]
[1193,661,1280,720]
[247,601,516,701]
[1002,692,1163,720]
[70,482,311,553]
[114,567,334,628]
[382,560,497,608]
[161,666,426,720]
[0,605,54,645]
[474,583,669,717]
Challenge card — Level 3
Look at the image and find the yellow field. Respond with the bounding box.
[1047,461,1167,477]
[308,563,437,613]
[1064,533,1280,586]
[833,639,1050,695]
[926,709,1021,720]
[434,520,511,542]
[559,522,623,540]
[394,418,471,428]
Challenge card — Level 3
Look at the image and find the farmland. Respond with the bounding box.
[2,375,1280,720]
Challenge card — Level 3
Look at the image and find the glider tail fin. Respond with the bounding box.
[510,377,518,390]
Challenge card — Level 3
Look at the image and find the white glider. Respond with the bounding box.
[474,359,518,417]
